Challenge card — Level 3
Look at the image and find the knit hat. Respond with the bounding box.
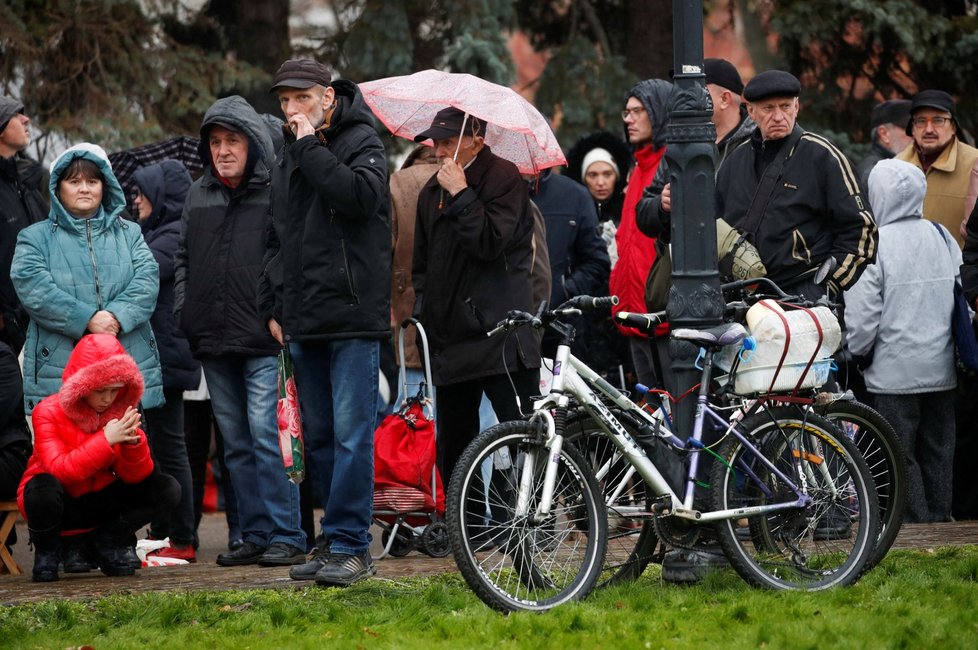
[0,95,24,135]
[743,70,801,102]
[581,148,619,179]
[704,59,744,96]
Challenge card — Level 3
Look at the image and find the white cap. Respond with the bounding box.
[581,147,619,178]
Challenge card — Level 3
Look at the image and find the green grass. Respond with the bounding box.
[3,547,978,649]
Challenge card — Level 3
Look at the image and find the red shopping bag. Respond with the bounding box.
[277,347,306,483]
[374,398,444,515]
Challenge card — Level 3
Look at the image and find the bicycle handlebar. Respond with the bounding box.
[486,295,620,337]
[614,310,665,334]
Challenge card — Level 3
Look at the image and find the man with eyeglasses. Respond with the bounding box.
[608,79,673,387]
[714,70,877,302]
[896,90,978,247]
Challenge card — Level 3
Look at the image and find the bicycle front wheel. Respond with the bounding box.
[816,398,906,569]
[711,408,879,590]
[446,420,607,612]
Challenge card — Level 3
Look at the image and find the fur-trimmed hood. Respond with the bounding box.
[59,334,144,433]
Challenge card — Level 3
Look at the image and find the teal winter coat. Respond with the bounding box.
[11,143,162,414]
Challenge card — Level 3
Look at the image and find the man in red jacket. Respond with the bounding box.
[18,334,179,582]
[609,79,673,388]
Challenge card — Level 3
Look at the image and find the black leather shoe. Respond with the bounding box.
[216,541,267,566]
[90,545,137,577]
[813,507,853,540]
[257,541,306,567]
[314,550,376,587]
[290,544,330,581]
[32,547,60,583]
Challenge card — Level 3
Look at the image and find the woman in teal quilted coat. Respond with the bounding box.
[11,143,162,414]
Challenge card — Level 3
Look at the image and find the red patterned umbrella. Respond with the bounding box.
[359,69,565,174]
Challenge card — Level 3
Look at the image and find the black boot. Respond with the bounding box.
[29,527,61,583]
[62,536,97,573]
[90,519,137,577]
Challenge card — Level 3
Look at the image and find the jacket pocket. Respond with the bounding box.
[339,239,360,305]
[791,229,812,265]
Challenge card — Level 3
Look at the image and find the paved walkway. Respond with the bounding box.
[2,514,976,605]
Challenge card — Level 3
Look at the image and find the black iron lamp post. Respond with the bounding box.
[664,0,725,435]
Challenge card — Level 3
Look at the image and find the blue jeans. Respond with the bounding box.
[201,355,305,550]
[289,339,378,555]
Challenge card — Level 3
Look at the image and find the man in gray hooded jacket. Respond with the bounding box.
[845,158,957,523]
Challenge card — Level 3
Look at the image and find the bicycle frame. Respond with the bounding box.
[521,338,814,526]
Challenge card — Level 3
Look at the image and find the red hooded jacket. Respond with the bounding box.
[17,334,154,517]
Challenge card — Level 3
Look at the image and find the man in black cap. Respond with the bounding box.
[0,96,46,353]
[896,89,978,246]
[258,59,391,588]
[714,69,877,300]
[411,106,540,501]
[855,99,913,191]
[640,59,754,227]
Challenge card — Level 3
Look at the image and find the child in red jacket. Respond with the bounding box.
[17,333,179,582]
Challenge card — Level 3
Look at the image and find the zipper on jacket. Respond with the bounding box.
[85,219,104,310]
[340,239,360,304]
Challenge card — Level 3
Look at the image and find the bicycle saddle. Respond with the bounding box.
[671,322,748,348]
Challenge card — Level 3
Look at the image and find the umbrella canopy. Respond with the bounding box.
[359,69,565,174]
[108,135,203,213]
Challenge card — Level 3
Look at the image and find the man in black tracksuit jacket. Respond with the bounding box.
[412,107,541,491]
[259,59,391,588]
[715,71,877,298]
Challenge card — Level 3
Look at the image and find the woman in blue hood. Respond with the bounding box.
[11,143,163,415]
[132,159,201,562]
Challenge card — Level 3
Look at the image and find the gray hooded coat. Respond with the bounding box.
[845,158,958,394]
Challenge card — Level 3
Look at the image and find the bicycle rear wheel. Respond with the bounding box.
[711,408,879,590]
[446,420,607,612]
[564,408,661,587]
[816,398,906,569]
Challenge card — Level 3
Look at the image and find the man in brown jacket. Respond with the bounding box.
[896,90,978,247]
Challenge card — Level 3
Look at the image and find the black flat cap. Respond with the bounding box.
[270,59,331,92]
[705,58,744,96]
[870,99,911,128]
[905,90,956,135]
[414,107,487,142]
[743,70,801,102]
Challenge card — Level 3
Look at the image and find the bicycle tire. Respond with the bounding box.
[711,407,880,590]
[446,420,607,612]
[563,408,661,587]
[815,399,906,569]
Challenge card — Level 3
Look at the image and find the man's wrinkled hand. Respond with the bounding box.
[268,318,284,346]
[436,158,468,197]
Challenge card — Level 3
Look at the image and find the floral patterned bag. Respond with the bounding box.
[276,347,306,483]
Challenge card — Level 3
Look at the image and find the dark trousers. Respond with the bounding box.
[144,388,196,545]
[184,399,240,543]
[435,368,539,486]
[953,372,978,519]
[22,471,180,547]
[0,440,30,499]
[871,390,955,523]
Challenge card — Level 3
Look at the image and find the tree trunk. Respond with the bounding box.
[627,0,674,80]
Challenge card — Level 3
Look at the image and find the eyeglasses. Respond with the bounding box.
[621,106,646,121]
[912,116,951,129]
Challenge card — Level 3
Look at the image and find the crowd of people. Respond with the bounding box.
[1,55,976,587]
